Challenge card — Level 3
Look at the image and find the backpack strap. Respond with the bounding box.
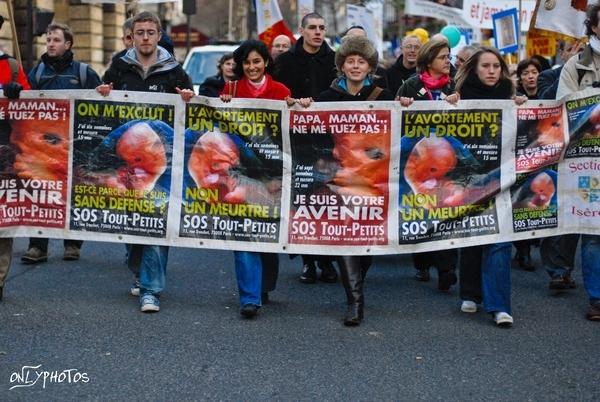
[367,86,383,101]
[78,62,88,88]
[7,57,19,82]
[34,61,45,86]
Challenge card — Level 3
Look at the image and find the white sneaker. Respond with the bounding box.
[494,312,513,327]
[461,300,477,313]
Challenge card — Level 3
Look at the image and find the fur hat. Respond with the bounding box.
[335,36,378,72]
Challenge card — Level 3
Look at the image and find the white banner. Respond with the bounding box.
[2,88,600,255]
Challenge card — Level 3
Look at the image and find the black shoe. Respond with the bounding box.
[415,268,430,282]
[438,271,457,292]
[0,286,3,302]
[516,252,535,271]
[319,261,338,283]
[549,275,576,290]
[586,302,600,321]
[299,263,317,284]
[261,292,270,304]
[343,303,363,326]
[240,304,258,319]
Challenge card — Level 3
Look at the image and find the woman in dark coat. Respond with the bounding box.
[316,36,394,326]
[454,46,527,327]
[396,38,460,291]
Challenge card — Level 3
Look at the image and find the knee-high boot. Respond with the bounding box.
[337,256,371,326]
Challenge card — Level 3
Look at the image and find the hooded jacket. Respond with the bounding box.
[103,46,192,93]
[273,37,336,99]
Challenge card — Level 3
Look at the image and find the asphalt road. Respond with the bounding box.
[0,238,599,401]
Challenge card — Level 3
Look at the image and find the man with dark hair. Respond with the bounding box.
[550,2,600,321]
[97,10,194,313]
[21,22,101,264]
[273,12,338,284]
[273,12,336,99]
[0,14,30,301]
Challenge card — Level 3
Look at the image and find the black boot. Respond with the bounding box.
[299,255,317,283]
[515,242,535,271]
[337,256,371,326]
[318,259,338,283]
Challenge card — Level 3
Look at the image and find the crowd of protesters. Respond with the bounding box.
[1,5,600,327]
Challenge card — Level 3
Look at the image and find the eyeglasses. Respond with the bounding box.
[402,45,421,51]
[435,54,451,60]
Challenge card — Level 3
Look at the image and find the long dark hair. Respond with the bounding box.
[455,46,512,94]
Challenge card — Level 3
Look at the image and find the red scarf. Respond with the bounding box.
[419,71,449,90]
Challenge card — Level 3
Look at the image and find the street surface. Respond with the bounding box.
[0,238,599,401]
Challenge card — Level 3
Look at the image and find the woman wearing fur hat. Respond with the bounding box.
[396,39,460,292]
[316,36,394,326]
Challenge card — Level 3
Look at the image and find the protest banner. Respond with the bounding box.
[288,107,391,247]
[515,106,565,172]
[399,107,502,243]
[181,99,283,243]
[0,98,70,229]
[70,98,176,238]
[1,88,600,254]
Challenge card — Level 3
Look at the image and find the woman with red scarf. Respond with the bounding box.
[396,38,460,291]
[219,40,300,318]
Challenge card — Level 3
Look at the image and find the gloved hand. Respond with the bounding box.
[3,82,23,99]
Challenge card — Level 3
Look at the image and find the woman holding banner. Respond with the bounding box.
[396,37,460,292]
[219,39,300,318]
[454,46,527,327]
[315,36,394,326]
[512,57,543,271]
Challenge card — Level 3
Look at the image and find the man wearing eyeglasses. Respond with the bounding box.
[97,11,194,313]
[385,34,422,95]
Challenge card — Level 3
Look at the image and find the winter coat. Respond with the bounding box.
[396,74,455,101]
[537,66,562,100]
[28,51,101,90]
[220,74,290,101]
[317,78,394,102]
[273,37,336,99]
[556,44,599,99]
[103,46,192,93]
[384,55,416,96]
[198,74,226,97]
[0,54,31,89]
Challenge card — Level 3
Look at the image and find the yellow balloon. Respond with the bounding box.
[411,28,429,44]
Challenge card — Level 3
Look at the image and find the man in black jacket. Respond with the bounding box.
[385,35,422,95]
[97,11,194,313]
[273,13,338,284]
[273,12,336,99]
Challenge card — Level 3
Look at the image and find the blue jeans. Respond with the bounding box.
[460,242,512,314]
[234,251,262,307]
[130,245,168,297]
[581,235,600,304]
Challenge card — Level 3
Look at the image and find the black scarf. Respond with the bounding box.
[460,71,513,100]
[41,49,74,73]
